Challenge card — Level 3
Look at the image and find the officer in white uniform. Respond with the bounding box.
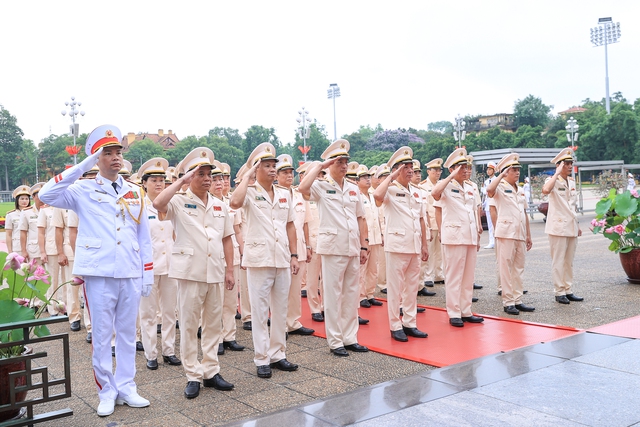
[39,124,153,417]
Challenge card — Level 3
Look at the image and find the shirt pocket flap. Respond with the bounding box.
[78,237,102,249]
[89,193,109,203]
[246,238,267,247]
[318,228,338,235]
[443,222,462,228]
[172,247,194,255]
[387,228,406,236]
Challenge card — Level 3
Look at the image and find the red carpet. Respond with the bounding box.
[588,315,640,339]
[301,299,580,367]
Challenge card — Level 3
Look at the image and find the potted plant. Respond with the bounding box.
[0,251,81,421]
[591,189,640,283]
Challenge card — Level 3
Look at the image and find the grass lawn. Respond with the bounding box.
[0,202,14,217]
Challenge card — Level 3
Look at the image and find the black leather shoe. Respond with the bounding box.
[473,283,483,289]
[267,318,271,327]
[301,290,307,298]
[235,311,241,320]
[257,365,272,378]
[417,288,436,297]
[369,298,383,306]
[331,347,349,357]
[345,343,369,352]
[434,280,445,285]
[402,327,428,338]
[515,304,535,312]
[462,315,484,323]
[360,299,371,308]
[70,321,81,332]
[358,316,369,325]
[449,318,464,327]
[556,295,570,304]
[289,326,314,335]
[243,321,252,331]
[184,381,200,399]
[417,307,426,313]
[163,355,182,365]
[136,341,144,352]
[203,373,234,390]
[472,297,479,303]
[175,320,179,329]
[504,305,520,315]
[523,290,528,294]
[270,359,299,371]
[380,288,387,294]
[218,343,224,355]
[566,294,584,302]
[391,329,409,342]
[146,359,158,370]
[311,313,324,322]
[111,346,115,357]
[223,341,245,351]
[157,324,162,334]
[197,326,202,339]
[86,332,92,343]
[498,290,502,296]
[424,280,435,287]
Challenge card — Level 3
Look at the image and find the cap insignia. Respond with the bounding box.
[266,147,271,152]
[156,161,161,167]
[404,150,409,155]
[201,151,207,157]
[340,143,345,149]
[105,129,113,137]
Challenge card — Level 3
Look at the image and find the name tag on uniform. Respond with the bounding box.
[213,206,222,211]
[451,189,460,193]
[255,196,266,201]
[95,189,107,194]
[505,189,513,193]
[148,215,156,220]
[184,203,197,209]
[559,188,566,191]
[396,193,405,197]
[326,190,336,194]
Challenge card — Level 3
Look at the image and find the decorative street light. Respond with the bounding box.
[61,96,85,164]
[296,107,312,162]
[327,83,340,141]
[590,17,621,114]
[566,116,579,146]
[453,114,466,149]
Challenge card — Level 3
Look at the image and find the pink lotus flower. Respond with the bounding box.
[613,224,625,234]
[27,265,50,285]
[631,189,639,198]
[71,277,84,286]
[27,258,39,274]
[591,219,598,226]
[4,253,25,271]
[16,298,30,307]
[53,301,66,315]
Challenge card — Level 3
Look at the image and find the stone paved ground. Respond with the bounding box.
[16,209,640,426]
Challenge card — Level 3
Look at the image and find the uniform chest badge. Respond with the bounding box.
[396,193,405,197]
[326,190,336,194]
[413,192,419,198]
[184,203,197,209]
[123,191,139,199]
[467,191,473,196]
[279,198,287,204]
[505,189,513,193]
[296,202,303,207]
[349,191,357,197]
[255,196,266,201]
[559,188,566,191]
[149,215,157,220]
[213,206,222,211]
[451,189,460,193]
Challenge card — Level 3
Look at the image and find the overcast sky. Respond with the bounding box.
[2,1,639,148]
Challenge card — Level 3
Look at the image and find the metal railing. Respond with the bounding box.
[0,316,73,426]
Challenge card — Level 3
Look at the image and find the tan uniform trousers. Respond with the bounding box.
[139,274,178,361]
[359,244,380,301]
[305,252,324,314]
[321,254,360,349]
[442,245,476,318]
[239,266,251,323]
[178,280,223,382]
[548,235,578,296]
[496,238,525,306]
[65,261,91,332]
[44,255,63,316]
[386,252,421,331]
[247,267,289,366]
[287,262,306,332]
[220,265,240,342]
[421,230,444,283]
[495,239,502,292]
[376,245,387,291]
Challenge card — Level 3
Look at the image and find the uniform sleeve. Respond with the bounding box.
[355,191,365,218]
[37,209,47,228]
[68,210,79,227]
[287,192,296,223]
[304,201,312,224]
[18,210,29,231]
[234,207,244,226]
[38,163,88,211]
[164,197,179,222]
[222,204,234,239]
[308,180,321,202]
[51,208,64,229]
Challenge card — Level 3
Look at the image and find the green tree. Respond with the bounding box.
[209,127,243,150]
[0,106,25,190]
[292,123,331,164]
[427,121,453,135]
[124,140,167,173]
[513,95,552,128]
[38,133,88,176]
[243,125,280,159]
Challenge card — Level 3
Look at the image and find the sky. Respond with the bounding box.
[2,1,639,148]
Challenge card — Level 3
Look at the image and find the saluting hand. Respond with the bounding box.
[180,165,201,186]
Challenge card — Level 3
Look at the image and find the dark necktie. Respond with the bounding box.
[112,182,118,194]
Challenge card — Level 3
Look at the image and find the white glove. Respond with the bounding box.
[141,283,152,297]
[78,147,103,174]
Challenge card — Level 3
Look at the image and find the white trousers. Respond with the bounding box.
[386,252,421,331]
[287,262,306,332]
[305,251,324,314]
[239,266,251,323]
[247,267,290,366]
[139,274,178,360]
[220,265,240,343]
[359,244,380,300]
[321,255,360,349]
[549,235,578,296]
[442,245,476,318]
[83,276,141,401]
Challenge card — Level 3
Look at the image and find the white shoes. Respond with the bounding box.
[484,244,494,249]
[97,399,115,417]
[116,392,150,408]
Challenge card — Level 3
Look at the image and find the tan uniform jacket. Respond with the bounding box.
[37,206,57,255]
[362,192,382,246]
[146,196,174,276]
[435,180,478,245]
[419,178,438,230]
[224,196,241,266]
[19,206,40,258]
[164,189,233,283]
[51,208,78,260]
[241,183,295,268]
[492,181,528,241]
[308,177,364,257]
[544,176,579,237]
[292,188,308,262]
[381,182,425,254]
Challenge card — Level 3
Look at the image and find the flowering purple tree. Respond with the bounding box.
[366,129,424,151]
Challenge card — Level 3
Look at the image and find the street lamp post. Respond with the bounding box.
[296,107,312,162]
[61,96,85,164]
[453,114,466,149]
[590,17,621,114]
[327,83,340,141]
[566,116,579,148]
